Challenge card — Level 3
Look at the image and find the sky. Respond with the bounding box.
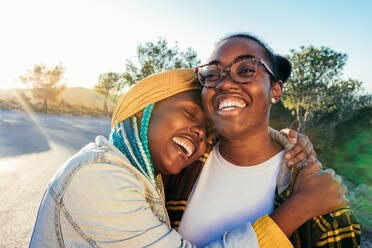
[1,0,371,92]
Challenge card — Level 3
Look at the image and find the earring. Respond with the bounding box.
[271,97,276,104]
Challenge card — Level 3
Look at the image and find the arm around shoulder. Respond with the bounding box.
[62,162,183,247]
[62,162,286,248]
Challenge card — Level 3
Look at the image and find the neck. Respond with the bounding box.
[219,125,283,166]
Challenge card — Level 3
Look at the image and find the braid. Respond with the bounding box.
[109,103,157,187]
[124,119,146,172]
[140,104,156,181]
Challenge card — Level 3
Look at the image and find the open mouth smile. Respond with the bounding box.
[215,96,247,114]
[172,136,196,158]
[218,99,246,111]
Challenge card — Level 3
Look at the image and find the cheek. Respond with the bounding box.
[147,125,160,158]
[201,88,214,117]
[147,118,167,155]
[147,118,161,141]
[247,81,271,105]
[197,142,207,158]
[252,86,268,101]
[148,115,178,149]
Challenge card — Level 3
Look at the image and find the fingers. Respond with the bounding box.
[287,142,314,167]
[340,184,349,207]
[288,129,298,144]
[284,133,308,161]
[280,128,297,144]
[316,168,349,208]
[342,195,350,207]
[279,128,290,136]
[307,153,318,163]
[340,183,347,194]
[334,174,342,184]
[323,168,336,177]
[300,161,322,175]
[342,197,350,207]
[284,146,301,161]
[331,173,348,207]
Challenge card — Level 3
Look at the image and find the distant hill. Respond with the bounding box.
[61,87,115,110]
[0,87,115,111]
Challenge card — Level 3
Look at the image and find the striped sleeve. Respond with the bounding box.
[253,215,294,248]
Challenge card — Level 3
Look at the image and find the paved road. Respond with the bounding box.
[1,110,371,247]
[0,110,110,248]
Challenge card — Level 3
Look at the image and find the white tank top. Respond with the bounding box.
[178,142,284,246]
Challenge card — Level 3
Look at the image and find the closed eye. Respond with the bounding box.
[183,109,195,119]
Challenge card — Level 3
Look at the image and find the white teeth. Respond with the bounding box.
[218,100,246,111]
[172,137,194,157]
[221,106,236,111]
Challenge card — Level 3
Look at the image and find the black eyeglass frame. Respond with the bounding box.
[195,55,278,88]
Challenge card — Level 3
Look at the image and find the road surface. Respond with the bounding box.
[0,110,110,247]
[1,109,370,247]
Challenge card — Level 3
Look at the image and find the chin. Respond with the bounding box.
[164,168,183,175]
[158,162,180,175]
[216,123,244,139]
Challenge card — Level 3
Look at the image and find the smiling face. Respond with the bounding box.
[147,90,208,175]
[201,37,281,139]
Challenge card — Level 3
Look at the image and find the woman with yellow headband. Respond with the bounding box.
[29,68,341,247]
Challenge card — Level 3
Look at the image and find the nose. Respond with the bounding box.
[215,73,239,91]
[190,123,206,141]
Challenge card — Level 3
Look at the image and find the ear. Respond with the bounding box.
[135,110,143,120]
[270,80,283,104]
[135,110,143,127]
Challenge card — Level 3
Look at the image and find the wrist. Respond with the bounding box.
[286,194,312,222]
[270,194,310,237]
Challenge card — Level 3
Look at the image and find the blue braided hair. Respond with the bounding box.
[109,103,156,187]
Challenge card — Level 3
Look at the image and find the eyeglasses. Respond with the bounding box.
[195,55,277,88]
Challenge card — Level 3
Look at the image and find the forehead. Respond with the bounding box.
[209,37,266,66]
[159,90,203,108]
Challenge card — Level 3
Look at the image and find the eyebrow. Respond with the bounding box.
[236,54,255,61]
[208,54,255,65]
[208,59,219,65]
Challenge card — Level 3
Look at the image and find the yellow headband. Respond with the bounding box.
[112,68,201,127]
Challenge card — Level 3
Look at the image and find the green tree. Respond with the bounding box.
[94,72,121,115]
[121,38,200,87]
[20,64,66,113]
[283,46,364,132]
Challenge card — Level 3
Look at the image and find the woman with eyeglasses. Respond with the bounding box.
[165,33,360,248]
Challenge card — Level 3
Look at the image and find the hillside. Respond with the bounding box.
[61,87,115,110]
[0,87,115,111]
